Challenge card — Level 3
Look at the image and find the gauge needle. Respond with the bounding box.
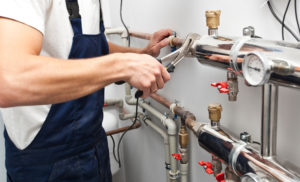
[248,66,261,72]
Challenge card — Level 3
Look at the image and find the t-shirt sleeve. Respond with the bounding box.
[0,0,50,34]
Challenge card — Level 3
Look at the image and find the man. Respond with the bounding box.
[0,0,171,181]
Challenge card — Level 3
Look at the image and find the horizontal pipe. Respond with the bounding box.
[196,123,300,181]
[106,27,184,47]
[150,93,300,181]
[151,93,172,108]
[106,120,141,136]
[192,35,300,89]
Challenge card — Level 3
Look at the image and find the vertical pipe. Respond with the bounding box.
[261,84,278,157]
[143,118,170,182]
[180,163,188,182]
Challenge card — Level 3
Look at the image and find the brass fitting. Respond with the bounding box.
[208,103,222,122]
[179,126,189,149]
[205,10,221,29]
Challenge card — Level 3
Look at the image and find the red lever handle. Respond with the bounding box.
[172,153,182,161]
[216,172,225,182]
[198,161,214,174]
[211,82,230,93]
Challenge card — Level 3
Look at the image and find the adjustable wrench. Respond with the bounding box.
[135,33,201,98]
[159,33,201,73]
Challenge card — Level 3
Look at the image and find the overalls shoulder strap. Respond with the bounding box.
[65,0,82,35]
[65,0,105,34]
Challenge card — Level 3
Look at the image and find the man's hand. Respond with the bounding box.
[142,29,173,57]
[120,53,171,98]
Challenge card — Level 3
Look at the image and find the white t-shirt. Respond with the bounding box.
[0,0,102,150]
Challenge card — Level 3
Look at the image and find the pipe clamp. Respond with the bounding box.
[229,141,246,176]
[230,37,251,75]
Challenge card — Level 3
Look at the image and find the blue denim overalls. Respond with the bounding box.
[5,0,112,181]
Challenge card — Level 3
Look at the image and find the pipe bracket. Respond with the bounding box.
[229,141,247,176]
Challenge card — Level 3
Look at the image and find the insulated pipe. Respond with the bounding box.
[261,84,278,157]
[143,118,171,182]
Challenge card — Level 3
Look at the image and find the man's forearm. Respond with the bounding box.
[108,42,145,54]
[0,54,127,107]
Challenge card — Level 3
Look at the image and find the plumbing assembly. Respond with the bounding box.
[104,8,300,182]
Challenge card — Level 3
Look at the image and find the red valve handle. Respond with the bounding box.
[211,82,230,93]
[216,172,225,182]
[198,161,214,174]
[172,153,182,161]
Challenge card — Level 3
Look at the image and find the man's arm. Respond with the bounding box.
[108,29,173,57]
[0,18,170,107]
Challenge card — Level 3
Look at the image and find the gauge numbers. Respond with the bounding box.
[242,52,271,86]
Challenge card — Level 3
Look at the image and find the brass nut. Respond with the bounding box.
[205,10,221,29]
[208,103,222,122]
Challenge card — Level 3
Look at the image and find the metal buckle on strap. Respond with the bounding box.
[66,0,81,20]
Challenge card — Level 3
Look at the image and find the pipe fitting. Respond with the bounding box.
[206,10,221,36]
[227,71,239,102]
[179,126,189,149]
[169,170,180,180]
[206,10,221,29]
[208,103,222,129]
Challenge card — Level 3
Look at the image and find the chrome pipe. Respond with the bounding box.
[191,35,300,89]
[194,123,300,182]
[261,84,278,157]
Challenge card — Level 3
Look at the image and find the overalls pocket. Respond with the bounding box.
[47,148,101,182]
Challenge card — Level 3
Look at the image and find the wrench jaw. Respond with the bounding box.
[161,33,201,72]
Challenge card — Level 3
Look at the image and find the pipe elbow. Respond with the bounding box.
[125,95,137,105]
[163,118,177,135]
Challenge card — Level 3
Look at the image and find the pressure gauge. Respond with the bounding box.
[242,52,271,86]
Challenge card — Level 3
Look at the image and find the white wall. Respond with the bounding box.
[1,0,300,182]
[103,0,300,182]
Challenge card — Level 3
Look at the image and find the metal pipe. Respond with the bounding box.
[106,120,141,136]
[150,93,300,181]
[196,123,300,182]
[143,118,170,182]
[191,35,300,89]
[261,84,278,157]
[106,27,184,47]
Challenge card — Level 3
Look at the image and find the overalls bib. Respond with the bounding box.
[4,1,112,181]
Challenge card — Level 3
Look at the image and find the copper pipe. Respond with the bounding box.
[129,31,152,40]
[151,93,172,108]
[106,120,141,136]
[151,93,198,131]
[129,31,184,47]
[171,37,184,47]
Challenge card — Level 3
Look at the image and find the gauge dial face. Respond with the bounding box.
[242,53,270,86]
